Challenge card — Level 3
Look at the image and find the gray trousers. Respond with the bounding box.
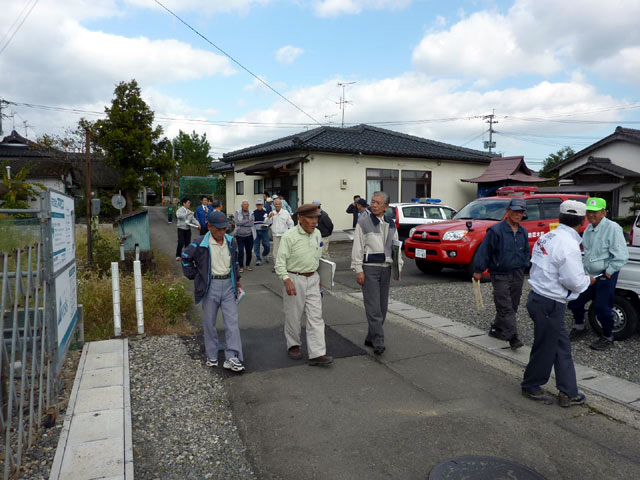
[362,265,391,348]
[490,268,525,340]
[521,291,578,396]
[202,278,243,362]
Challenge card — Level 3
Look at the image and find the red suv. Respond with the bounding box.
[404,187,589,277]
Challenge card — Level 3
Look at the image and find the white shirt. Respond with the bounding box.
[267,208,294,236]
[209,235,230,276]
[528,224,590,303]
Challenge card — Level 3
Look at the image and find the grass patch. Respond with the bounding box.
[76,227,194,341]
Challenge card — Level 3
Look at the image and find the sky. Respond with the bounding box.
[2,0,640,170]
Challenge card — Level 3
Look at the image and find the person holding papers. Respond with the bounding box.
[275,204,332,366]
[351,191,403,355]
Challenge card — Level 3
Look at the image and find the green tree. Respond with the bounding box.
[622,182,640,216]
[0,161,45,209]
[540,146,575,178]
[173,130,212,177]
[93,80,170,211]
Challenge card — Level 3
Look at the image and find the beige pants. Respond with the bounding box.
[321,237,330,259]
[283,272,326,358]
[271,235,282,263]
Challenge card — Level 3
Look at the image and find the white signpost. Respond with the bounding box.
[55,263,78,350]
[50,191,76,274]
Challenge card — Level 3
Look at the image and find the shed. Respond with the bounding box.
[117,209,150,252]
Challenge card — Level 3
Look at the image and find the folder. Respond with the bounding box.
[318,258,336,290]
[392,239,402,281]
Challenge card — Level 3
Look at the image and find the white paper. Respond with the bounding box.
[318,258,336,290]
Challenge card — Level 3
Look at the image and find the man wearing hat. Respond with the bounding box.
[521,200,592,406]
[267,198,294,267]
[473,197,530,349]
[568,197,629,350]
[253,198,270,265]
[181,210,245,372]
[275,204,333,366]
[312,200,334,259]
[264,195,273,214]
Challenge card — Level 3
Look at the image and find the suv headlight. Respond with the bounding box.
[409,227,416,238]
[442,230,468,241]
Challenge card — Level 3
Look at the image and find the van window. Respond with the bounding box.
[424,207,442,219]
[542,199,562,219]
[402,206,424,218]
[524,200,541,221]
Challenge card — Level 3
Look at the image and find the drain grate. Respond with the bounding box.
[429,456,546,480]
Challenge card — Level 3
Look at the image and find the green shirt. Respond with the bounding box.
[275,224,322,281]
[167,206,175,214]
[582,216,629,276]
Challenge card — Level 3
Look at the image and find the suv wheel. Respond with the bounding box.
[416,259,443,274]
[588,293,639,340]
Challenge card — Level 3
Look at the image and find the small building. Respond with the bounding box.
[218,124,494,230]
[461,156,546,197]
[544,126,640,218]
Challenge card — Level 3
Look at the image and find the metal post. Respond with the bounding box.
[111,262,121,337]
[133,260,144,334]
[85,129,92,264]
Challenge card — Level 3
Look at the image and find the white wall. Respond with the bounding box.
[559,141,640,176]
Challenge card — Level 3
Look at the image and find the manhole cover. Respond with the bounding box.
[429,456,546,480]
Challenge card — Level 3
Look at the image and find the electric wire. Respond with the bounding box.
[0,0,39,56]
[152,0,321,125]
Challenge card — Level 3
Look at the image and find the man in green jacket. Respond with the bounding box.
[568,197,629,350]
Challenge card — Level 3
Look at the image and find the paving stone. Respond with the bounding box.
[437,323,486,338]
[66,409,124,445]
[73,385,123,414]
[58,438,125,480]
[84,351,123,371]
[396,308,434,320]
[579,374,640,404]
[80,367,123,389]
[411,315,455,328]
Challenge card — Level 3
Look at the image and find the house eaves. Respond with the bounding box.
[559,156,640,180]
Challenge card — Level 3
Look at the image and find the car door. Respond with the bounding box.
[522,199,545,250]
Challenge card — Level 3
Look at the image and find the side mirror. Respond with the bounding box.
[466,220,473,231]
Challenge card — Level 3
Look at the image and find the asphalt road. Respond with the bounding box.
[145,206,640,480]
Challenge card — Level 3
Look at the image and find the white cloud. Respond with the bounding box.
[412,0,640,83]
[275,45,304,65]
[312,0,411,17]
[593,47,640,84]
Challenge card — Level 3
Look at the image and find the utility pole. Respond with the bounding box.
[0,99,5,137]
[337,82,355,128]
[85,128,92,264]
[483,110,498,153]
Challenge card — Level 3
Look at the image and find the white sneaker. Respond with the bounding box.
[175,257,181,261]
[205,358,218,367]
[223,357,245,372]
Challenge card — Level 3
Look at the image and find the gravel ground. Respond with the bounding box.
[128,335,256,480]
[390,280,640,384]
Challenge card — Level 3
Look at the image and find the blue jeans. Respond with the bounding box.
[568,272,619,338]
[253,229,270,261]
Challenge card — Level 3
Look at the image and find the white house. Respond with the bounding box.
[545,126,640,218]
[217,124,494,230]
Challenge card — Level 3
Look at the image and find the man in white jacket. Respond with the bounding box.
[521,200,594,407]
[267,198,294,267]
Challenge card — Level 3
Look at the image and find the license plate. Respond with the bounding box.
[415,248,426,258]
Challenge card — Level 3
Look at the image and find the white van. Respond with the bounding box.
[631,214,640,246]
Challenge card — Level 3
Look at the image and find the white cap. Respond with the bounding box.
[266,196,273,202]
[559,200,586,216]
[272,194,279,200]
[256,198,264,205]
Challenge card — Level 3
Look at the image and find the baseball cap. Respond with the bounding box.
[507,198,526,211]
[296,204,321,217]
[207,210,230,228]
[311,200,321,206]
[559,200,587,216]
[272,194,279,200]
[356,198,368,207]
[256,198,264,205]
[586,197,606,211]
[266,196,273,202]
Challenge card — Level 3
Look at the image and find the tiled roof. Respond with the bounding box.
[461,156,546,183]
[1,130,72,176]
[222,124,494,163]
[559,156,640,180]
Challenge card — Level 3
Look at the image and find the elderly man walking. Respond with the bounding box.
[181,211,245,372]
[521,200,593,406]
[568,197,629,350]
[234,200,255,273]
[351,191,402,355]
[275,204,332,366]
[253,198,270,265]
[267,198,294,266]
[473,198,530,349]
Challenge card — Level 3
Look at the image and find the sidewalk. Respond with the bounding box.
[226,261,640,479]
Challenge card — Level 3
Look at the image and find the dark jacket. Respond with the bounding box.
[317,210,334,238]
[474,220,530,275]
[346,203,358,228]
[181,232,240,305]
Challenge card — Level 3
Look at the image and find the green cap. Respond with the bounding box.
[586,197,606,211]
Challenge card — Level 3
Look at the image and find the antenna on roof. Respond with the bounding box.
[337,82,356,128]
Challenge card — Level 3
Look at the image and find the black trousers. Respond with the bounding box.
[236,234,253,268]
[490,268,525,340]
[176,228,191,258]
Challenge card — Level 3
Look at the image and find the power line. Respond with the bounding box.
[152,0,321,125]
[0,0,39,56]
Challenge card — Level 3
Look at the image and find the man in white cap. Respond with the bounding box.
[521,200,593,406]
[267,198,294,268]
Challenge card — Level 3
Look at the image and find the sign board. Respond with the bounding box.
[51,191,75,274]
[55,262,78,350]
[111,194,126,210]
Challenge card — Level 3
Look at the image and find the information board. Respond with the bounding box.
[51,191,75,273]
[55,262,78,350]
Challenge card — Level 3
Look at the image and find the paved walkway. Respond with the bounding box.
[50,339,133,480]
[348,292,640,412]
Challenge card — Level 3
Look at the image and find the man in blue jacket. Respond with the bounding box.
[181,210,245,372]
[473,198,530,349]
[195,195,211,236]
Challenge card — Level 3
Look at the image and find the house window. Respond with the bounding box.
[366,168,399,203]
[236,181,244,195]
[254,179,263,195]
[401,170,431,202]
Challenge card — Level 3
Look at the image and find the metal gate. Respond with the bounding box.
[1,189,79,479]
